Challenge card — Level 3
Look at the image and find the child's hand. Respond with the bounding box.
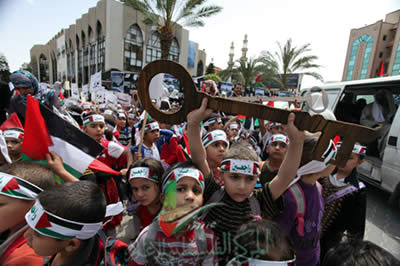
[187,97,213,126]
[283,113,304,143]
[133,151,141,161]
[46,151,66,176]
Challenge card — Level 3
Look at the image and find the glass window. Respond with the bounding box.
[392,41,400,76]
[124,24,143,72]
[168,39,179,61]
[146,31,161,63]
[346,34,373,80]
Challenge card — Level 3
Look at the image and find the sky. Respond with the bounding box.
[0,0,399,88]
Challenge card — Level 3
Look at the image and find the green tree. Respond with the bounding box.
[0,53,10,82]
[260,38,322,89]
[204,73,221,82]
[205,62,215,74]
[123,0,222,60]
[20,62,33,73]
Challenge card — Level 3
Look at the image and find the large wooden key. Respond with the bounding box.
[137,60,379,167]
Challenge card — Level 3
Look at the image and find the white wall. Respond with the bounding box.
[105,0,124,71]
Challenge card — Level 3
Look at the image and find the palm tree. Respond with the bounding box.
[260,39,322,89]
[123,0,222,60]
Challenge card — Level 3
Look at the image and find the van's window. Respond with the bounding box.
[327,89,341,109]
[356,95,374,105]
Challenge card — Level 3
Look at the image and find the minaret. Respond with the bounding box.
[240,34,248,63]
[228,42,235,69]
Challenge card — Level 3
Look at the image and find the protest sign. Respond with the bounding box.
[89,71,102,92]
[82,85,89,100]
[71,83,79,99]
[114,92,131,106]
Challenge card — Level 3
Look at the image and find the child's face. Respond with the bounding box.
[337,153,363,175]
[175,176,203,208]
[223,172,257,203]
[228,128,239,139]
[0,195,32,232]
[24,228,69,256]
[5,138,22,156]
[208,123,222,131]
[266,141,288,161]
[84,122,105,142]
[144,129,160,144]
[206,140,228,166]
[130,178,160,207]
[127,118,137,127]
[116,117,126,128]
[270,126,284,135]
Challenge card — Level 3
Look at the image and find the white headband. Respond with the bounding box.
[162,167,205,193]
[144,122,160,132]
[25,200,103,240]
[103,110,113,115]
[129,167,159,183]
[4,130,24,141]
[0,172,42,200]
[220,159,260,176]
[83,115,105,126]
[268,134,289,146]
[0,131,11,163]
[202,129,229,149]
[228,123,239,130]
[203,117,222,127]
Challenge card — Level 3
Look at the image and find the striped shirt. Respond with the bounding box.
[129,220,217,265]
[203,174,284,265]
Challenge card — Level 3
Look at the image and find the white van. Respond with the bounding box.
[300,75,400,207]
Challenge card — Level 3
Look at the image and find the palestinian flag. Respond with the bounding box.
[22,96,120,181]
[0,113,23,131]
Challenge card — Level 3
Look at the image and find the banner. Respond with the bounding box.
[111,71,124,93]
[105,91,118,110]
[114,92,131,106]
[89,71,102,93]
[219,82,233,97]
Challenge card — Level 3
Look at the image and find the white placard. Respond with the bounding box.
[105,91,118,110]
[89,71,102,92]
[82,85,89,100]
[71,83,79,99]
[149,73,164,106]
[114,92,131,106]
[95,87,106,103]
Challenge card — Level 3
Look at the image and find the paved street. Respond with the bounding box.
[364,184,400,259]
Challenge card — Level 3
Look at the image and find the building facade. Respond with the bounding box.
[30,0,206,86]
[343,10,400,81]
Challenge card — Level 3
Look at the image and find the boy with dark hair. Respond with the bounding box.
[187,98,305,264]
[24,181,108,265]
[130,119,174,161]
[202,113,223,133]
[4,128,24,162]
[320,143,367,261]
[0,162,54,265]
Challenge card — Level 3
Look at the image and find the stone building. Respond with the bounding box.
[343,10,400,80]
[30,0,206,86]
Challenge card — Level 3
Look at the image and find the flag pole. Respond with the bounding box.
[138,111,148,157]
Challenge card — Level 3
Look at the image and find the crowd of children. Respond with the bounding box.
[0,69,399,265]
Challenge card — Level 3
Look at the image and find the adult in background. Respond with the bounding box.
[0,81,11,125]
[360,89,396,158]
[8,70,39,125]
[231,83,243,97]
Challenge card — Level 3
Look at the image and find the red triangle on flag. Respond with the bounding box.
[35,213,52,228]
[0,113,23,131]
[22,96,53,160]
[88,159,121,176]
[1,178,19,192]
[159,220,178,237]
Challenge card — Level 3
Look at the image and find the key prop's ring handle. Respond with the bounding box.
[306,86,329,114]
[137,60,379,167]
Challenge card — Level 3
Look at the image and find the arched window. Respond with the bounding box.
[68,39,75,82]
[146,31,161,63]
[88,26,96,75]
[39,54,49,82]
[82,31,89,84]
[168,38,179,62]
[76,35,82,87]
[346,34,374,80]
[96,21,105,72]
[392,42,400,76]
[124,24,144,72]
[197,60,204,76]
